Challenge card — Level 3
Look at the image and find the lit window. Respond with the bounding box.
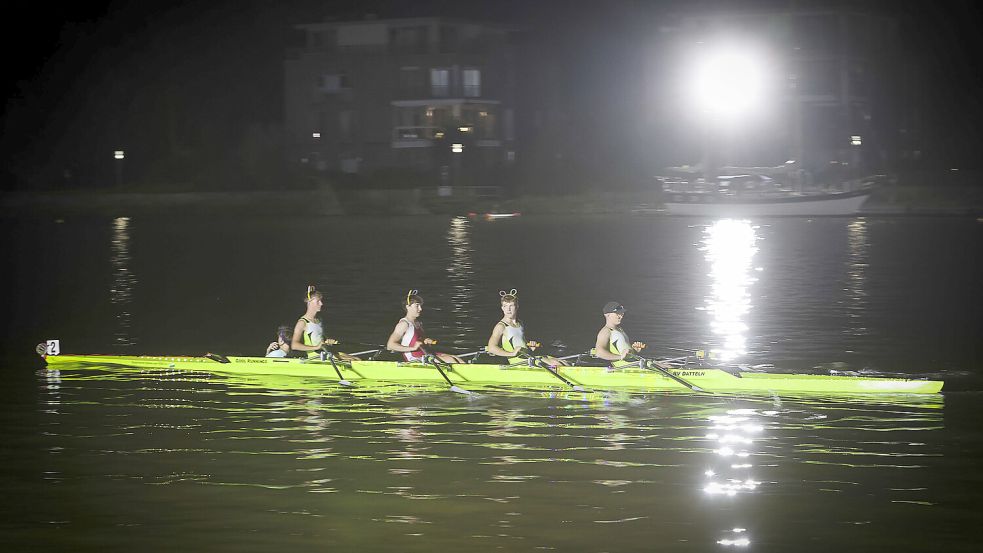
[463,69,481,97]
[431,69,449,97]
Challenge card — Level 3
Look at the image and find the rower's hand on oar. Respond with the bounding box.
[266,341,280,354]
[526,340,541,351]
[514,347,534,359]
[410,338,436,354]
[631,342,647,353]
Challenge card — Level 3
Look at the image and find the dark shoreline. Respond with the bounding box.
[2,185,983,217]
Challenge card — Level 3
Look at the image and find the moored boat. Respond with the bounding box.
[40,352,944,396]
[661,186,875,217]
[656,163,885,217]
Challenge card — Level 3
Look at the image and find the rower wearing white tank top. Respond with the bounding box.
[486,289,567,367]
[594,301,647,362]
[290,285,359,361]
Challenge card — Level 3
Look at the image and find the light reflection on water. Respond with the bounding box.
[700,220,759,362]
[110,216,136,347]
[702,409,764,548]
[845,218,869,338]
[446,216,475,345]
[28,366,947,551]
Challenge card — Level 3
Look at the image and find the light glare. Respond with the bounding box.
[691,48,766,119]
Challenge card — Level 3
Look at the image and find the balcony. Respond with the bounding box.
[392,126,445,148]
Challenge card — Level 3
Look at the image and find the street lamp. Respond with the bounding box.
[114,150,125,188]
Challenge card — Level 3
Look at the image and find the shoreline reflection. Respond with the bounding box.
[110,217,136,347]
[845,218,869,338]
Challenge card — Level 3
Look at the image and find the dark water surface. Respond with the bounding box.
[2,214,982,551]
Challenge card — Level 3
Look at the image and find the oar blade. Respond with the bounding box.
[421,349,475,395]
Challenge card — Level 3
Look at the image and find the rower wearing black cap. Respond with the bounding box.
[594,301,647,362]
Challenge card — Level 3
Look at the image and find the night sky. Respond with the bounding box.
[2,0,982,190]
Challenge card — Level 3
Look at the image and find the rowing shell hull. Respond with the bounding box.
[42,354,944,395]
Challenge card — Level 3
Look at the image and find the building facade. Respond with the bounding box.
[284,17,519,189]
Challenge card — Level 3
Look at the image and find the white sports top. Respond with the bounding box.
[609,327,631,356]
[301,318,323,346]
[500,321,526,353]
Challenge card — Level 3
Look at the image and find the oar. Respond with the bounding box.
[456,349,486,361]
[517,347,590,392]
[625,352,708,393]
[319,349,353,387]
[337,340,388,350]
[419,345,473,395]
[661,346,717,361]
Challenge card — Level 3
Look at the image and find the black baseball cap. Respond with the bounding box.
[602,301,625,315]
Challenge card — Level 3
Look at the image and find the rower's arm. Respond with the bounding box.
[594,328,622,361]
[386,320,415,352]
[486,323,515,357]
[290,319,321,352]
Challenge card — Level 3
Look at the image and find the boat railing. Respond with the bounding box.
[658,173,885,197]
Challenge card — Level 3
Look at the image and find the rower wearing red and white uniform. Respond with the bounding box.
[386,290,463,364]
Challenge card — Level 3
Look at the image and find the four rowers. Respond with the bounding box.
[273,285,646,366]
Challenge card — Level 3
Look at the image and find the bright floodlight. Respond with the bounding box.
[691,47,766,119]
